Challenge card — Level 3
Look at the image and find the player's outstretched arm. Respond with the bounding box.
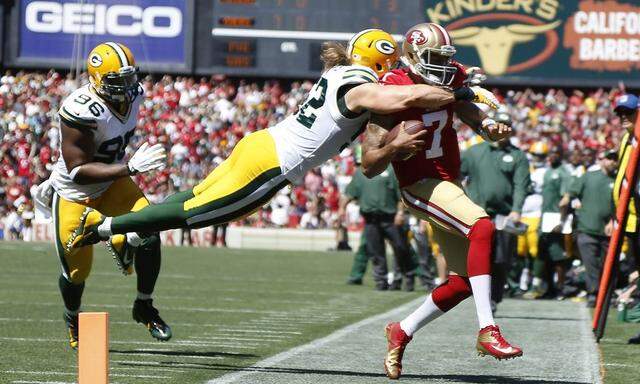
[345,84,499,115]
[360,114,426,178]
[345,83,455,115]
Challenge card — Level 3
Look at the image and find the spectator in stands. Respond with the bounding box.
[461,131,531,311]
[569,150,617,307]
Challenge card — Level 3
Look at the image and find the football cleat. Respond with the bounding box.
[132,299,172,342]
[67,208,107,251]
[63,311,79,350]
[106,235,134,275]
[384,322,412,379]
[476,325,523,360]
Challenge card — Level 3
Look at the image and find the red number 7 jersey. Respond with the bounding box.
[380,68,461,188]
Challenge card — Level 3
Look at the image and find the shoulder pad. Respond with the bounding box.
[59,88,106,130]
[340,65,378,85]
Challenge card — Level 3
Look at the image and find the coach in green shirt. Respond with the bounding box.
[341,165,413,290]
[569,151,616,306]
[461,137,530,308]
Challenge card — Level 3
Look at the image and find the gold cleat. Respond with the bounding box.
[384,322,412,379]
[66,208,106,251]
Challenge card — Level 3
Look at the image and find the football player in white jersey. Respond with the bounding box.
[39,42,171,349]
[68,29,499,249]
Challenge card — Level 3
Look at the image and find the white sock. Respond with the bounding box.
[532,276,542,289]
[469,274,495,329]
[98,217,113,237]
[399,295,444,336]
[127,232,143,247]
[137,292,152,300]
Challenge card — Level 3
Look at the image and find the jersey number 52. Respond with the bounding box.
[296,78,327,129]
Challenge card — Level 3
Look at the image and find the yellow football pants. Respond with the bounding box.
[53,177,149,283]
[517,216,540,258]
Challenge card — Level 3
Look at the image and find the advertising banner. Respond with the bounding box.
[424,0,640,87]
[11,0,192,72]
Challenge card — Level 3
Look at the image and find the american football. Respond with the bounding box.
[383,120,426,160]
[1,0,639,383]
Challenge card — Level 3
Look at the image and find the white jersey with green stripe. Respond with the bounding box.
[268,64,377,181]
[50,83,143,201]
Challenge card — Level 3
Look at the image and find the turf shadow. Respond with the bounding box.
[109,348,257,359]
[495,315,583,322]
[111,361,591,383]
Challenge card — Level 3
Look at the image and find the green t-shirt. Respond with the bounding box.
[541,165,571,213]
[570,169,615,236]
[461,142,531,216]
[346,165,400,215]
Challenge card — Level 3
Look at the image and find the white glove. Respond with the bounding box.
[127,142,166,175]
[464,67,487,86]
[34,178,54,219]
[470,86,501,110]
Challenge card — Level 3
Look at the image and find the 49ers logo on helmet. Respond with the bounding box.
[406,30,427,45]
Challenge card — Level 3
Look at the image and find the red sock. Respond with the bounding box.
[431,275,472,312]
[466,218,494,277]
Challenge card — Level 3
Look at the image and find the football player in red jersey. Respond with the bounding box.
[360,23,522,379]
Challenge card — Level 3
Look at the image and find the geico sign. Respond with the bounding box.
[25,1,182,37]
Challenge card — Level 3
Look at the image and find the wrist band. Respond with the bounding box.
[127,163,138,176]
[453,87,474,101]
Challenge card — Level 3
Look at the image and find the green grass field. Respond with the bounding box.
[0,241,419,384]
[599,309,640,383]
[1,241,639,384]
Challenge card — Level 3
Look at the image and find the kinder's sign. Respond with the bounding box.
[424,0,640,87]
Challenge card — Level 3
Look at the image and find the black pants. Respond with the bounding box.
[576,232,609,295]
[362,213,412,287]
[491,230,517,304]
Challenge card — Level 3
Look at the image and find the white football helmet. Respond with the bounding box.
[401,23,458,87]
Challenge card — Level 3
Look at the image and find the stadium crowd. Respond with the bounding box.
[0,69,639,339]
[0,70,629,237]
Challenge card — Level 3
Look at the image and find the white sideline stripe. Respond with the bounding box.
[211,27,404,42]
[0,336,246,350]
[0,317,219,328]
[217,328,302,335]
[11,381,74,384]
[112,366,186,373]
[0,301,288,314]
[191,336,281,342]
[116,352,224,360]
[207,297,424,384]
[2,370,169,379]
[578,304,603,384]
[10,381,91,384]
[114,360,224,368]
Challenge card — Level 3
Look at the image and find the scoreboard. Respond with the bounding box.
[195,0,423,77]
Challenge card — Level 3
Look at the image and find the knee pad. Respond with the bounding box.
[468,217,495,242]
[432,275,472,312]
[467,218,494,277]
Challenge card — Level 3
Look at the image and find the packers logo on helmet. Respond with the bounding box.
[348,29,399,76]
[87,42,139,104]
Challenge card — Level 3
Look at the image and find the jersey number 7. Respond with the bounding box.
[422,110,448,159]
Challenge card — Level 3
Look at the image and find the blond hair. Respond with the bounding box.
[320,42,350,71]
